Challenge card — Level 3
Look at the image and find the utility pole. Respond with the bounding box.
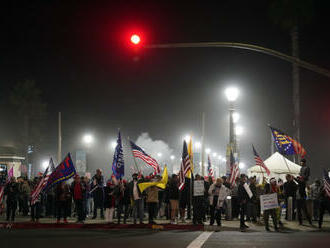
[291,26,300,163]
[58,112,62,163]
[201,112,205,176]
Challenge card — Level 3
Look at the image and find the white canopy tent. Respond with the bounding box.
[247,152,301,182]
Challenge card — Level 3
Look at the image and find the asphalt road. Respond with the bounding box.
[1,229,330,248]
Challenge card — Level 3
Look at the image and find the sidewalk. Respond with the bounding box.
[0,215,329,232]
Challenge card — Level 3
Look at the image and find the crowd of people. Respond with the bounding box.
[1,160,330,232]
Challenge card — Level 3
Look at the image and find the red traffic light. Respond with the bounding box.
[130,34,141,45]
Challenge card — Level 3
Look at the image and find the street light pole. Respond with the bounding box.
[144,41,330,78]
[58,112,62,163]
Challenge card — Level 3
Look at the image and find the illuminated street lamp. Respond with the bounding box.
[235,126,244,136]
[111,140,117,150]
[232,112,240,123]
[41,160,49,170]
[239,162,245,169]
[83,134,94,145]
[205,148,211,154]
[225,86,240,176]
[157,152,162,157]
[170,155,175,160]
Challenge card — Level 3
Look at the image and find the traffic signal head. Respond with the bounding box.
[130,34,141,45]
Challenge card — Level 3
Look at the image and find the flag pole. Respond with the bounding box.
[127,137,140,174]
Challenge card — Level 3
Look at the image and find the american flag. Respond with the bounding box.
[130,141,160,175]
[207,155,214,177]
[31,158,54,205]
[270,126,306,157]
[0,186,4,205]
[252,145,270,176]
[229,149,239,186]
[179,141,191,191]
[323,169,330,198]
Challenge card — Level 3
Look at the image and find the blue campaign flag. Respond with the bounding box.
[112,131,125,179]
[270,126,296,156]
[43,153,76,192]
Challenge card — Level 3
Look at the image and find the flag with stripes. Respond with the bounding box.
[252,145,271,176]
[0,186,4,205]
[229,149,239,186]
[179,141,191,191]
[323,169,330,198]
[31,158,54,205]
[130,141,160,175]
[207,155,214,177]
[270,126,306,158]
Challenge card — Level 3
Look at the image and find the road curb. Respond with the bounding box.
[0,222,204,231]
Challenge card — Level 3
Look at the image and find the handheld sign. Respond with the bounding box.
[260,193,279,211]
[193,181,204,196]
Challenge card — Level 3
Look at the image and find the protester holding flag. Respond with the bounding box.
[129,173,144,224]
[117,179,130,224]
[104,180,118,224]
[145,179,160,224]
[4,177,18,222]
[91,169,105,219]
[30,177,42,223]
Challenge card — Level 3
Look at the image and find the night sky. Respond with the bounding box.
[1,0,330,178]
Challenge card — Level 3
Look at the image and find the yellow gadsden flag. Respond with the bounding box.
[138,166,168,193]
[187,137,194,178]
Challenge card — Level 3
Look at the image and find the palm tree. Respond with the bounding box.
[269,0,314,162]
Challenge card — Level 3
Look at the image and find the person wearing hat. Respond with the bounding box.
[299,159,310,182]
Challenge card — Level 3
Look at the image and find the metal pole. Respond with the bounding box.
[291,26,300,164]
[201,112,205,176]
[127,137,140,173]
[145,42,330,78]
[58,112,62,163]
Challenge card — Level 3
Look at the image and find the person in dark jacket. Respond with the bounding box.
[70,175,86,223]
[299,159,310,182]
[294,176,312,226]
[318,184,330,229]
[283,174,297,220]
[237,174,249,231]
[104,180,118,224]
[91,169,105,219]
[192,174,204,225]
[117,179,130,224]
[169,174,179,224]
[55,181,71,224]
[4,177,18,222]
[247,177,257,222]
[263,182,279,232]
